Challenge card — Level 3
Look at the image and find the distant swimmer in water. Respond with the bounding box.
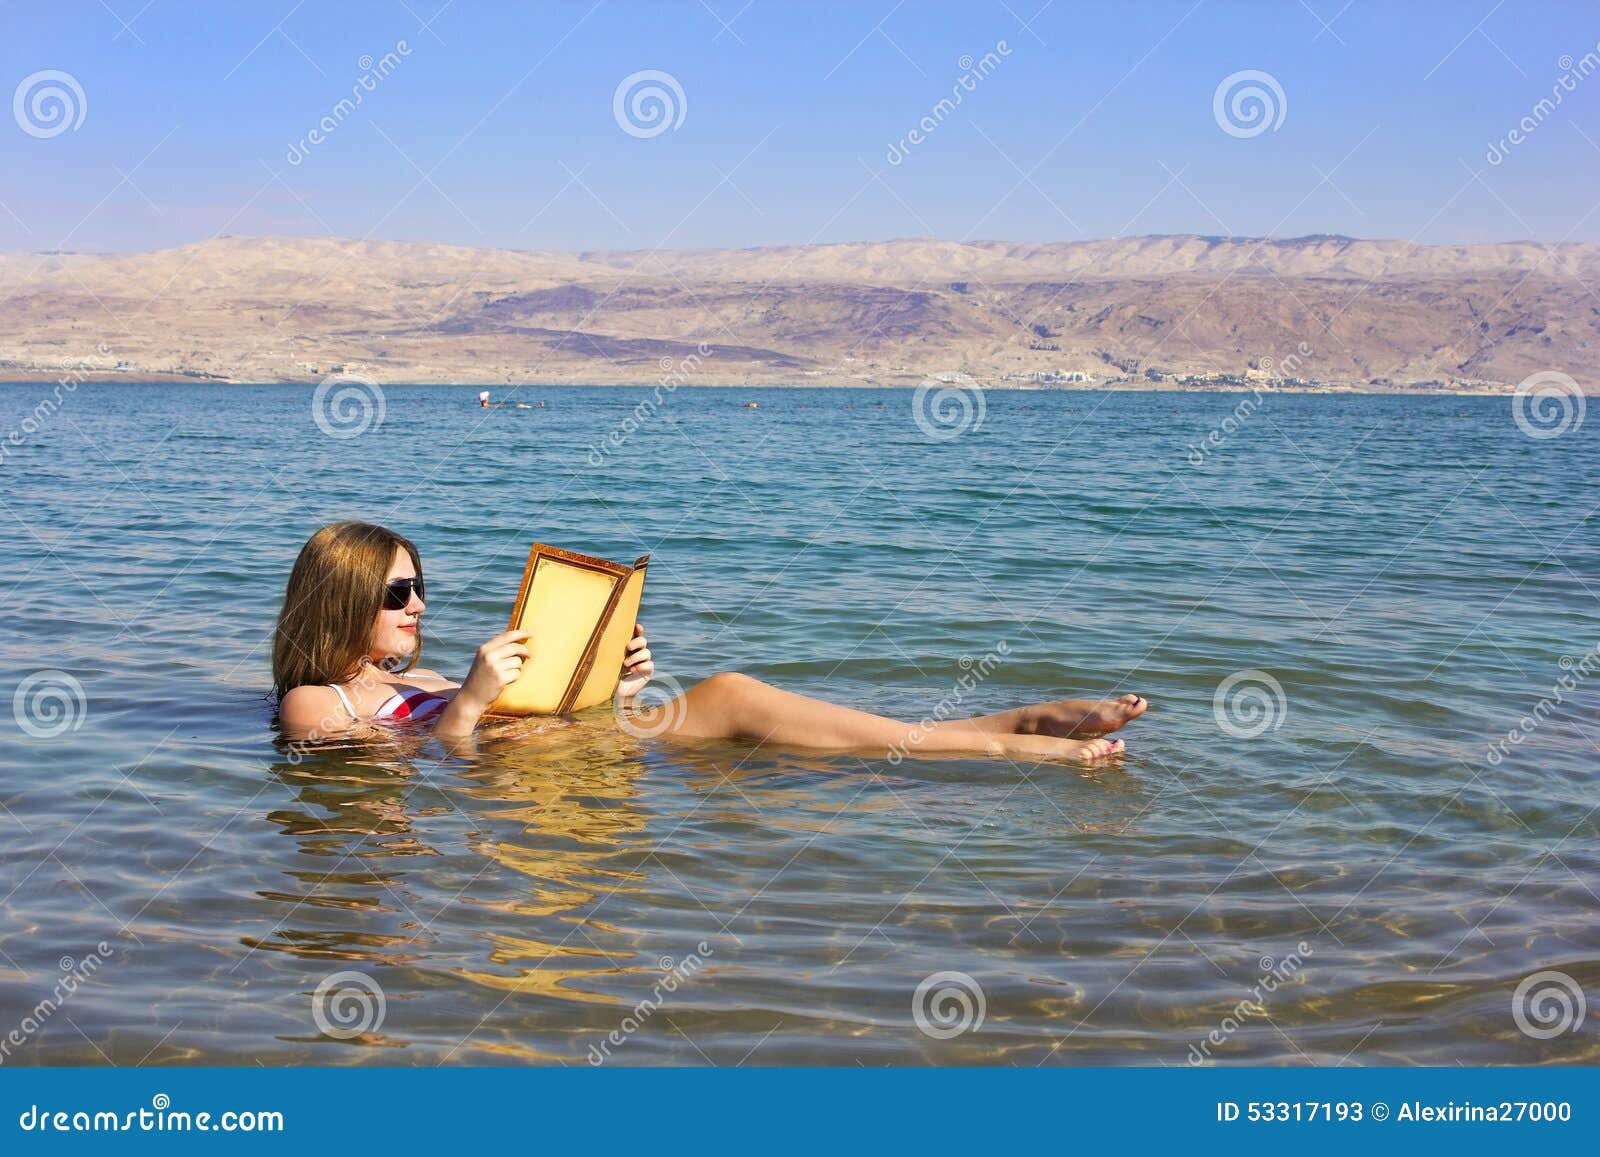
[273,522,1148,762]
[479,391,532,410]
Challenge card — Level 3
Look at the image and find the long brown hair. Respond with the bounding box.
[272,521,423,699]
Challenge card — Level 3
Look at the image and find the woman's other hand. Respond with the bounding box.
[617,623,653,697]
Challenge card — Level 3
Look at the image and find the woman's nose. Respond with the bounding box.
[407,591,425,613]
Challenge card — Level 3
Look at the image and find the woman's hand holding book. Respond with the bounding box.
[616,624,654,698]
[435,629,532,737]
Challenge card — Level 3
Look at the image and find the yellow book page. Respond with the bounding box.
[569,565,648,712]
[489,559,617,715]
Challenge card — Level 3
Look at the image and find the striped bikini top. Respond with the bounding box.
[328,681,451,724]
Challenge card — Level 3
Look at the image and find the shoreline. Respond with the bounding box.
[0,371,1519,396]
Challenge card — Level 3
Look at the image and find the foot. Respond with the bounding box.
[998,733,1126,764]
[1025,694,1148,738]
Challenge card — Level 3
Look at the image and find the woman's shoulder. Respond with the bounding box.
[279,683,347,729]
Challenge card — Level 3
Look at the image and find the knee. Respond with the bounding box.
[696,671,758,697]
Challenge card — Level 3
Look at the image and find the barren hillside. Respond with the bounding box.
[1,234,1593,388]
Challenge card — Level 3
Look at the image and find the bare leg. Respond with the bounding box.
[944,694,1149,739]
[639,673,1124,763]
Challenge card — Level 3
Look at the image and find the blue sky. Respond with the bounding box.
[3,0,1597,253]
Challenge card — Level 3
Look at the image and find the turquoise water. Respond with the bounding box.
[0,382,1595,1066]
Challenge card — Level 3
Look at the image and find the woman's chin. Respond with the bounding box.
[372,638,416,668]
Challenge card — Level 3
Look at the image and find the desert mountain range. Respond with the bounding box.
[2,234,1595,389]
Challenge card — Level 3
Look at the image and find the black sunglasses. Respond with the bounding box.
[382,576,425,610]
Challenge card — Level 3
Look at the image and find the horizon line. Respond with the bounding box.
[8,230,1592,260]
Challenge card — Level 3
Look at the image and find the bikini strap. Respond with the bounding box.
[328,682,359,722]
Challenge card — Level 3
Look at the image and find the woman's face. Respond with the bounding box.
[369,545,425,664]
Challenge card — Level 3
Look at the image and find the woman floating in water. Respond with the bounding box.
[273,522,1146,761]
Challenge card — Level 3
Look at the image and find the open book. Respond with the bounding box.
[484,543,650,716]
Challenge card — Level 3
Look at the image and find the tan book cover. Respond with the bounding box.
[484,543,650,716]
